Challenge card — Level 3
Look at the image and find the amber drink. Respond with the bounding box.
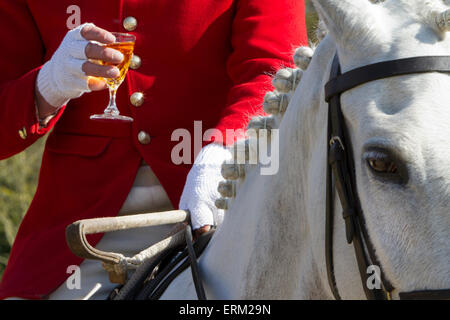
[101,42,134,88]
[90,33,136,122]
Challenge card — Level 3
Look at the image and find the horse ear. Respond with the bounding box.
[311,0,377,47]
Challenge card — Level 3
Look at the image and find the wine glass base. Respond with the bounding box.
[90,114,134,122]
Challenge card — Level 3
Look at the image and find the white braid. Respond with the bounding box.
[272,68,303,93]
[294,47,314,70]
[248,116,276,131]
[279,94,286,114]
[263,91,290,115]
[435,9,450,32]
[292,69,297,91]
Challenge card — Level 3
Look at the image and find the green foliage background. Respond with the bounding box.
[0,1,318,280]
[0,138,46,278]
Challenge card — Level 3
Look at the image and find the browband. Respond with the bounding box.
[325,56,450,102]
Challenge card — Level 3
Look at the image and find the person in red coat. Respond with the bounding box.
[0,0,307,299]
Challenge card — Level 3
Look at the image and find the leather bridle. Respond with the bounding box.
[324,54,450,300]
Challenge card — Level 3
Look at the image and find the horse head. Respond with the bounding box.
[310,0,450,299]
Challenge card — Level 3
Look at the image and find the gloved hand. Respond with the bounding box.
[36,23,123,108]
[179,143,232,234]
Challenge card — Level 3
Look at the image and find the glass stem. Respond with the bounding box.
[104,86,119,115]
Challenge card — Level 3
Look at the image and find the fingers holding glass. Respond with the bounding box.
[81,24,116,44]
[85,42,124,65]
[82,61,120,78]
[89,32,135,122]
[87,77,107,91]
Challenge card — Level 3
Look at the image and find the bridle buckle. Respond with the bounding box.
[329,136,345,150]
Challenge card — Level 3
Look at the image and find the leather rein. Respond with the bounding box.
[324,54,450,300]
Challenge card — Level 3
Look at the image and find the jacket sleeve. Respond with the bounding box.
[211,0,308,146]
[0,0,64,160]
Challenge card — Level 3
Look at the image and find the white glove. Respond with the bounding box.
[179,143,232,230]
[37,23,94,107]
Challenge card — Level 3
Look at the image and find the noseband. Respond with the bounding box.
[324,54,450,300]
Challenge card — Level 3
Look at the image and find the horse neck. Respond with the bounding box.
[201,39,338,299]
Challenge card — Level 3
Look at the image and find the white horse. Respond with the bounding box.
[159,0,450,300]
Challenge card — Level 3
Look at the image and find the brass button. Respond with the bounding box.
[138,131,151,145]
[130,54,141,70]
[130,92,144,107]
[18,127,27,140]
[123,16,137,31]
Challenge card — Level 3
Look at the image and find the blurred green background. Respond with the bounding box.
[0,139,46,277]
[0,1,318,279]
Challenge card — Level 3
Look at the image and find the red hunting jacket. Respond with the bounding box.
[0,0,306,299]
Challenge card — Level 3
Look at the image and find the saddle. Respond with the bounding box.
[65,210,214,300]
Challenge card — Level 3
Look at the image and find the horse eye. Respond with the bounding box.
[367,159,398,174]
[363,147,408,184]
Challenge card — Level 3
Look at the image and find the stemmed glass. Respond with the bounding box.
[90,32,136,122]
